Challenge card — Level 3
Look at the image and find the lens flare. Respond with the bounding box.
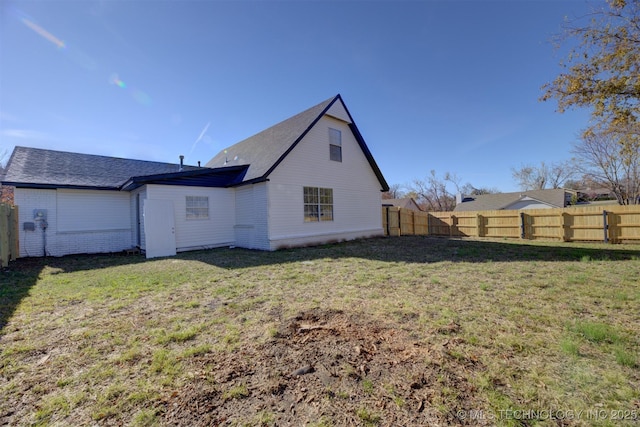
[21,18,65,49]
[109,73,127,89]
[132,89,152,106]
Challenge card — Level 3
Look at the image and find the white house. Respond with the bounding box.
[2,95,389,258]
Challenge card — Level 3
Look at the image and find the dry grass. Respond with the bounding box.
[1,236,639,426]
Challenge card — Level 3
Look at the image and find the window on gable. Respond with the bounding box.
[186,196,209,220]
[303,187,333,222]
[329,128,342,162]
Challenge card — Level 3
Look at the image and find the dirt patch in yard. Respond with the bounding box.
[161,308,487,426]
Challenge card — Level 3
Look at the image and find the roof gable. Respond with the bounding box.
[205,94,388,190]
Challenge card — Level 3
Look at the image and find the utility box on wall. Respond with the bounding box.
[33,209,47,220]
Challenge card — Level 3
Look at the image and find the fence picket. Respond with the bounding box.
[0,203,19,267]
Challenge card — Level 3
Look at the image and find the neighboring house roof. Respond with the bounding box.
[0,146,246,190]
[454,189,574,212]
[206,94,389,191]
[382,198,422,211]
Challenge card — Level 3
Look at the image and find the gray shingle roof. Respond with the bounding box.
[2,146,199,189]
[453,189,572,212]
[205,94,388,190]
[206,96,336,181]
[382,198,423,211]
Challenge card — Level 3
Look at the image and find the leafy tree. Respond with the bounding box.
[511,161,576,190]
[542,0,640,141]
[572,127,640,204]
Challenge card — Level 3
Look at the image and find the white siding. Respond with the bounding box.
[505,198,555,210]
[326,101,352,123]
[267,115,384,249]
[146,185,235,251]
[234,183,269,250]
[14,188,133,257]
[57,189,130,232]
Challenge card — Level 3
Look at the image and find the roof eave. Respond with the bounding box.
[120,165,250,191]
[2,182,120,191]
[348,122,389,192]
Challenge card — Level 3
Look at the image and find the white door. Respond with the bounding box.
[143,199,176,258]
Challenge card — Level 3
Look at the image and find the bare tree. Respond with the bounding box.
[0,148,8,173]
[382,184,404,200]
[409,171,457,211]
[0,148,13,204]
[572,128,640,205]
[511,161,576,190]
[460,183,499,196]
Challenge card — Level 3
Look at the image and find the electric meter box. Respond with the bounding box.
[33,209,47,220]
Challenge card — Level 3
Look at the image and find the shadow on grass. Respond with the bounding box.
[0,254,146,335]
[180,235,640,269]
[2,236,639,334]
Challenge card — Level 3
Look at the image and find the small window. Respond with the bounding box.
[186,196,209,219]
[329,128,342,162]
[304,187,333,222]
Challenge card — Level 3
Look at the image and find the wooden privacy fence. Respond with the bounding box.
[0,203,19,267]
[382,204,640,243]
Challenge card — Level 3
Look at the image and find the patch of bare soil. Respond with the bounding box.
[161,309,487,426]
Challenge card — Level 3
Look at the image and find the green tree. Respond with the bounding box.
[542,0,640,138]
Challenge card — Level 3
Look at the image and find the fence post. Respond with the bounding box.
[476,213,483,237]
[561,212,570,242]
[520,212,526,239]
[385,207,390,236]
[426,212,430,236]
[411,210,415,236]
[450,214,456,237]
[603,210,609,243]
[0,204,18,267]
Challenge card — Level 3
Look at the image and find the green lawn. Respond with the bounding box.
[1,236,639,426]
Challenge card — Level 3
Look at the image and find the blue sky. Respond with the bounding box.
[1,0,597,192]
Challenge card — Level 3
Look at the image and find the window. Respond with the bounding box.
[304,187,333,222]
[329,128,342,162]
[186,196,209,219]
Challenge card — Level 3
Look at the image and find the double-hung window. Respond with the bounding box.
[186,196,209,219]
[329,128,342,162]
[304,187,333,222]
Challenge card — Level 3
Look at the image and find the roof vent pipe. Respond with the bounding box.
[179,155,184,171]
[198,161,201,167]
